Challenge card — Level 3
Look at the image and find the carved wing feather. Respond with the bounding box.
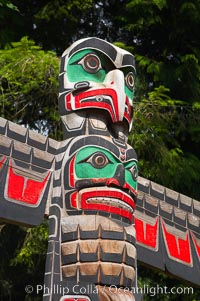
[136,176,200,286]
[0,117,57,226]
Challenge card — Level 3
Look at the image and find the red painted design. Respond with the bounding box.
[0,156,6,169]
[122,183,136,196]
[71,188,135,221]
[162,221,192,264]
[61,296,90,301]
[70,191,77,208]
[124,96,132,124]
[135,217,158,249]
[69,155,75,188]
[191,232,200,261]
[7,164,49,206]
[65,88,119,122]
[106,178,120,187]
[66,94,72,110]
[105,178,137,196]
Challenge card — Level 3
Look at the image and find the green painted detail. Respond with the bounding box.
[67,50,107,83]
[75,146,117,178]
[125,85,134,101]
[75,146,138,189]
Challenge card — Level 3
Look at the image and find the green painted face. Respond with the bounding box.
[66,49,135,100]
[75,146,138,190]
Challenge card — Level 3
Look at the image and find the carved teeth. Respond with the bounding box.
[86,197,134,213]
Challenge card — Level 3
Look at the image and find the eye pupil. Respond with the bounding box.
[87,57,98,68]
[128,75,133,85]
[83,54,101,73]
[94,155,105,166]
[85,152,110,168]
[126,72,135,91]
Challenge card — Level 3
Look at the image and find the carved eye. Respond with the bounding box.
[86,152,110,168]
[125,72,135,91]
[129,164,138,181]
[79,53,102,74]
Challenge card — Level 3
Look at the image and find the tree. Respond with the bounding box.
[0,36,61,138]
[0,224,48,301]
[0,0,95,53]
[0,0,19,47]
[111,0,200,199]
[129,85,200,199]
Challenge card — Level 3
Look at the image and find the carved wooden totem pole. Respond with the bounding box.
[0,38,199,301]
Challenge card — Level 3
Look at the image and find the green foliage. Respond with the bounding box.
[36,0,93,21]
[121,0,200,199]
[0,0,95,53]
[0,0,21,48]
[0,224,47,300]
[0,36,61,138]
[130,85,200,199]
[137,262,200,301]
[11,223,48,270]
[0,0,18,11]
[123,0,200,102]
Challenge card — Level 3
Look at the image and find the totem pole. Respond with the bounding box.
[46,37,138,301]
[0,38,199,301]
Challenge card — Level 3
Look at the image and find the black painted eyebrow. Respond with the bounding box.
[69,136,120,158]
[122,54,135,67]
[69,38,117,62]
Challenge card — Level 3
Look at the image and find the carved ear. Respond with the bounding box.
[0,117,56,226]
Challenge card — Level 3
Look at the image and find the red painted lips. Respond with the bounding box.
[70,187,135,221]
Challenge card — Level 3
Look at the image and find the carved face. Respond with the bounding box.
[59,38,136,138]
[63,136,138,223]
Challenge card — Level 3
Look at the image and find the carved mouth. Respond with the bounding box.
[65,88,120,122]
[86,196,134,213]
[71,187,135,221]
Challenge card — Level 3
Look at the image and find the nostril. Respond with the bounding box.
[106,178,120,187]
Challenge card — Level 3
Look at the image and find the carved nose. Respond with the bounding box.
[104,69,125,84]
[104,70,126,121]
[106,164,125,187]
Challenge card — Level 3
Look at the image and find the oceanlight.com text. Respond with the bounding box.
[25,283,194,297]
